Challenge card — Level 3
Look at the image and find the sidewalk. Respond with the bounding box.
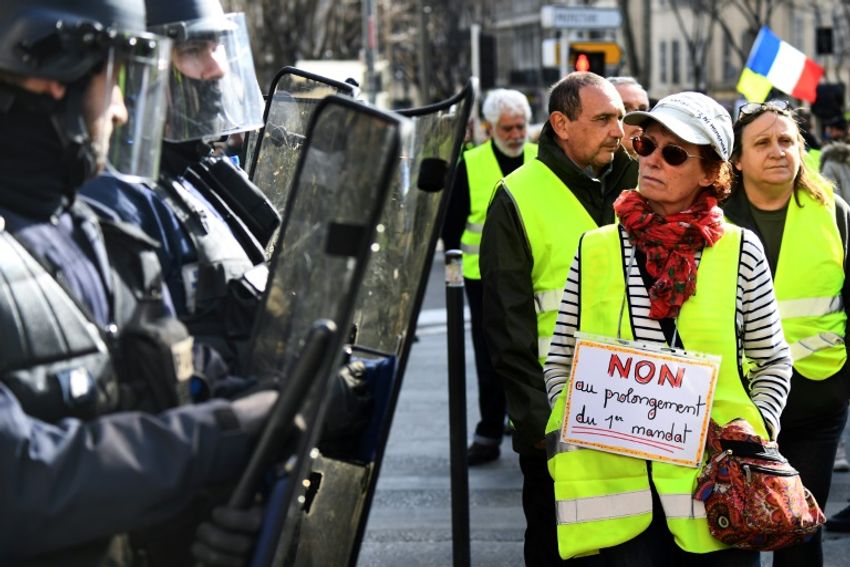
[357,311,850,566]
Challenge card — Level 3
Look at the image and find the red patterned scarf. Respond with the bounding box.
[613,189,725,319]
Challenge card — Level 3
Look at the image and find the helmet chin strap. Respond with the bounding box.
[51,76,100,195]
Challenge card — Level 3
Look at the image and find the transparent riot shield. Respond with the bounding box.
[278,81,475,567]
[245,67,355,208]
[233,95,405,567]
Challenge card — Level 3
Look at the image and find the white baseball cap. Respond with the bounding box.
[623,92,733,161]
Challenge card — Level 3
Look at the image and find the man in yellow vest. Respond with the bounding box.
[442,89,537,465]
[480,72,638,565]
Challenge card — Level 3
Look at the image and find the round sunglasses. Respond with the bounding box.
[632,136,703,167]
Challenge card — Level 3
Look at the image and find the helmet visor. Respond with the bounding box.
[100,32,172,182]
[153,12,264,142]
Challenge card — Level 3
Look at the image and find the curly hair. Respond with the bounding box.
[698,144,733,202]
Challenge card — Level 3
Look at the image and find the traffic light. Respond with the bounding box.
[479,33,497,89]
[570,49,605,75]
[811,83,845,120]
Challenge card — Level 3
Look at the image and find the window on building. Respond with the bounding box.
[672,40,681,84]
[660,40,667,84]
[793,14,806,51]
[723,40,736,82]
[687,50,694,84]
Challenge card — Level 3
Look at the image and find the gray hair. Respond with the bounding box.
[482,89,532,124]
[606,76,645,90]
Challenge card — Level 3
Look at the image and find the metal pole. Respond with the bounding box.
[362,0,376,104]
[445,249,470,567]
[559,30,569,78]
[469,23,482,145]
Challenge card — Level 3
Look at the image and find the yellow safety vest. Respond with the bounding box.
[804,148,821,172]
[501,159,597,363]
[460,140,537,279]
[545,224,769,559]
[772,188,846,379]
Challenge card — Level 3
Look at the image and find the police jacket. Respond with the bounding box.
[723,186,850,426]
[0,135,196,420]
[0,380,255,562]
[81,142,266,370]
[480,123,638,455]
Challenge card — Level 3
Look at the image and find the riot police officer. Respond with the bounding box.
[80,0,270,372]
[0,0,275,562]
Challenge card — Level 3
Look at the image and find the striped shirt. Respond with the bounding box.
[543,225,792,436]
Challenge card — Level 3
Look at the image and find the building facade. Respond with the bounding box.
[477,0,847,118]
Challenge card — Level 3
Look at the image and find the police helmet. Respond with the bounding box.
[0,0,145,83]
[146,0,264,142]
[0,0,173,183]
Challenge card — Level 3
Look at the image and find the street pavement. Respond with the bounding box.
[356,256,850,566]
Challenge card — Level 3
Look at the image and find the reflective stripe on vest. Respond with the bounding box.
[460,141,536,279]
[555,491,706,525]
[556,489,653,524]
[772,189,847,380]
[789,331,845,361]
[545,224,766,559]
[502,160,598,365]
[658,493,707,519]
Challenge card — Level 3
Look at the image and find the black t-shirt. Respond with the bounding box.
[747,202,787,276]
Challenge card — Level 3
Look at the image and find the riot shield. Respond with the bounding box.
[235,95,405,566]
[279,81,475,567]
[245,67,355,208]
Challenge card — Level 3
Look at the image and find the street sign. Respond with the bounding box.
[540,5,622,30]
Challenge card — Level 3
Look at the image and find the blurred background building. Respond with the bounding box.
[222,0,850,124]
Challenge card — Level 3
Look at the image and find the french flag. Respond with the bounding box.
[737,26,824,103]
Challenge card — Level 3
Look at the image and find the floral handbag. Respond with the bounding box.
[693,418,825,551]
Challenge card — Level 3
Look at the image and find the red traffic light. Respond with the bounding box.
[575,53,590,72]
[570,50,606,75]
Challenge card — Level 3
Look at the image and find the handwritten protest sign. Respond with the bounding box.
[561,334,720,467]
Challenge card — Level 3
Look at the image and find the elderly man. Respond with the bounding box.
[607,76,650,158]
[442,88,537,465]
[481,72,638,566]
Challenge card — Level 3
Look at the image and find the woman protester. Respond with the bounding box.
[723,99,850,567]
[542,92,792,565]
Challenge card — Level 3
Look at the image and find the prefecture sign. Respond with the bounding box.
[561,333,719,468]
[540,6,622,30]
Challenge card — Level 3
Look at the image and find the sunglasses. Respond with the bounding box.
[632,136,704,167]
[737,100,793,123]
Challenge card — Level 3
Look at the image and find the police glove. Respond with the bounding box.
[230,389,278,437]
[191,504,265,567]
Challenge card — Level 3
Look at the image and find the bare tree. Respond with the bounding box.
[617,0,642,82]
[222,0,362,91]
[712,0,798,68]
[668,0,719,91]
